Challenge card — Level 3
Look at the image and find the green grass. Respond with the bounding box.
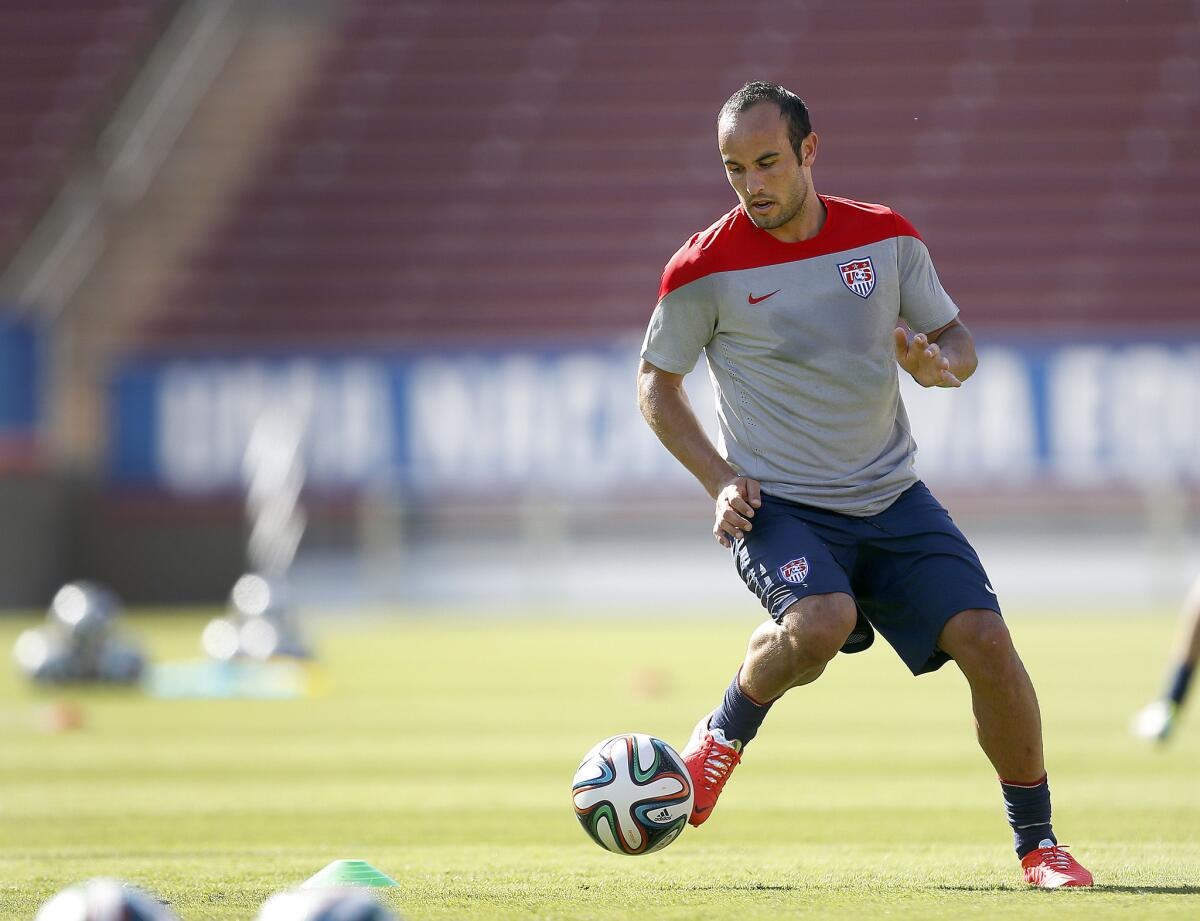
[0,608,1197,920]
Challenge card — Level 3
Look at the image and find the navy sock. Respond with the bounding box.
[1166,662,1195,707]
[1000,775,1055,858]
[708,669,773,749]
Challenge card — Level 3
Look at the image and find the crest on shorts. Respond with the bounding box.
[837,256,875,298]
[779,557,810,584]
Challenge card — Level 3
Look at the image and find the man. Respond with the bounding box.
[637,81,1093,889]
[1133,571,1200,742]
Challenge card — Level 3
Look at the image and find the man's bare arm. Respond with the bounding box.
[637,359,760,546]
[637,360,734,497]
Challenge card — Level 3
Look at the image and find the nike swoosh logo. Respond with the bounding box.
[985,582,996,594]
[747,289,780,304]
[693,804,712,815]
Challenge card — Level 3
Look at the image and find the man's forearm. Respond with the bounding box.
[931,322,978,382]
[638,370,735,498]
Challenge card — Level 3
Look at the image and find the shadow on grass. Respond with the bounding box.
[682,883,804,892]
[684,882,1200,896]
[1092,885,1200,895]
[930,885,1015,892]
[935,884,1200,895]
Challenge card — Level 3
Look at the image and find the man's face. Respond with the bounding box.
[718,103,816,234]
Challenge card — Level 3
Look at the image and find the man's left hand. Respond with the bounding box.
[893,327,962,388]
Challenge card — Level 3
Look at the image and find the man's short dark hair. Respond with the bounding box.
[719,82,813,163]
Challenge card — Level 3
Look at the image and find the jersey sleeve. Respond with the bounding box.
[894,216,959,333]
[640,274,718,375]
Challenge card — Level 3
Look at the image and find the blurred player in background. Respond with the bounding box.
[637,82,1093,888]
[1132,572,1200,741]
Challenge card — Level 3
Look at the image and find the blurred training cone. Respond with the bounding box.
[630,665,671,700]
[303,859,398,888]
[37,700,85,733]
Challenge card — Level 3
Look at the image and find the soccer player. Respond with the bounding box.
[1132,571,1200,741]
[637,82,1093,889]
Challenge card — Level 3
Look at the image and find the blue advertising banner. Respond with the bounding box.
[0,314,41,435]
[109,339,1200,495]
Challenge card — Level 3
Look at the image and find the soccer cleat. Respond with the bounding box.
[680,715,742,826]
[1131,699,1177,742]
[1021,842,1094,888]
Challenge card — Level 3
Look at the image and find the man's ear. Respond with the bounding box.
[802,132,819,168]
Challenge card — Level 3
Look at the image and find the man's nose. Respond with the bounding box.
[745,169,765,195]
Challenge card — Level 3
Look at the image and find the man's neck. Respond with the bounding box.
[765,192,826,243]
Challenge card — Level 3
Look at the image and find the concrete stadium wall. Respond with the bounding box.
[0,475,245,610]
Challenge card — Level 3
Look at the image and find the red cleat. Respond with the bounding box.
[680,715,742,826]
[1021,843,1094,888]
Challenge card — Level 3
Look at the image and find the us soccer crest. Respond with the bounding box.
[837,256,875,298]
[779,557,809,584]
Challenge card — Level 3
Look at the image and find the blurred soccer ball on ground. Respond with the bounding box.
[230,573,289,619]
[201,573,312,661]
[201,616,241,661]
[13,626,75,682]
[13,584,144,685]
[48,582,119,645]
[572,733,693,855]
[35,878,178,921]
[256,887,399,920]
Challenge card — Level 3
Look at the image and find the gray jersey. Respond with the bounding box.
[641,195,958,516]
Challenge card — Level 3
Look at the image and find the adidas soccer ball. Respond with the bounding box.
[35,878,178,921]
[572,733,693,855]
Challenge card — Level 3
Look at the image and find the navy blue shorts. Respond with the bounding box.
[730,481,1000,676]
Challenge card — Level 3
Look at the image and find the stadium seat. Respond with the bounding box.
[0,1,164,262]
[130,0,1199,346]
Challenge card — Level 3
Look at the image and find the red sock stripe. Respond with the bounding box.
[734,666,774,707]
[998,773,1048,788]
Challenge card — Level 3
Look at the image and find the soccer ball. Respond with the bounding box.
[572,733,693,855]
[13,582,144,685]
[201,573,310,661]
[256,887,398,920]
[48,582,119,645]
[35,878,178,921]
[12,626,74,682]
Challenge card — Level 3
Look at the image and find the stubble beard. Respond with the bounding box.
[750,180,808,231]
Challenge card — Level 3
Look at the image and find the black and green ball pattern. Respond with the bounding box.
[572,733,693,855]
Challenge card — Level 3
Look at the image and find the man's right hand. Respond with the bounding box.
[713,476,762,548]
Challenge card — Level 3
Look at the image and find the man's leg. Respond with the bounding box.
[713,592,859,747]
[937,609,1093,887]
[685,593,857,825]
[937,608,1044,783]
[1134,572,1200,740]
[741,592,860,700]
[1167,585,1200,701]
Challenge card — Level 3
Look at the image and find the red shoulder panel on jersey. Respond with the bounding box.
[657,195,923,301]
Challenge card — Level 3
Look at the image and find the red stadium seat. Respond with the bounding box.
[133,0,1200,346]
[0,1,166,262]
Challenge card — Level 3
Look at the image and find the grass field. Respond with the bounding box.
[0,607,1197,920]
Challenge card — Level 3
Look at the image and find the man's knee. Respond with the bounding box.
[772,592,857,667]
[940,609,1018,674]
